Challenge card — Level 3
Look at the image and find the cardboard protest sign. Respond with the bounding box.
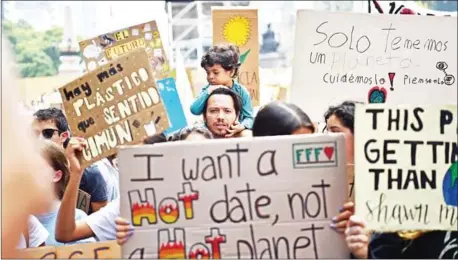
[17,240,120,259]
[119,134,349,258]
[291,10,457,122]
[59,49,170,167]
[347,164,355,201]
[354,104,458,231]
[77,189,91,214]
[79,20,169,78]
[212,8,260,106]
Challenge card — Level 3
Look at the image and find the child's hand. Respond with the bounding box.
[225,121,245,138]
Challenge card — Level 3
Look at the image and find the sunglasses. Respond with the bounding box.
[40,128,60,139]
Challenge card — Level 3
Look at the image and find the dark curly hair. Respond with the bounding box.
[324,101,363,134]
[33,108,69,133]
[143,133,168,145]
[201,44,240,78]
[203,87,242,119]
[167,125,213,141]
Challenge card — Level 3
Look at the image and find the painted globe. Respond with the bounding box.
[442,161,458,206]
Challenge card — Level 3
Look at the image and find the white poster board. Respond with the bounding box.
[291,10,457,122]
[368,1,457,16]
[119,135,349,258]
[355,104,458,231]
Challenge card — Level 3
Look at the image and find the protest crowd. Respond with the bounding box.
[2,1,457,259]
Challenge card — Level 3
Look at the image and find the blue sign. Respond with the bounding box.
[157,77,188,135]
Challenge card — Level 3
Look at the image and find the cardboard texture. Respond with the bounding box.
[212,8,260,106]
[76,189,91,214]
[354,104,458,231]
[185,68,196,98]
[16,240,120,259]
[119,134,350,258]
[79,20,169,79]
[291,10,457,122]
[58,49,170,168]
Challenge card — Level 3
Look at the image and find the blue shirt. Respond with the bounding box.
[190,81,254,129]
[35,203,96,246]
[79,165,108,214]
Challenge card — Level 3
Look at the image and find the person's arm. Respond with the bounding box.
[84,199,119,241]
[190,85,211,115]
[237,85,254,130]
[55,138,95,243]
[91,201,108,212]
[83,166,108,213]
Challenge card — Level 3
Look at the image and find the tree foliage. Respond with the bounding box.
[2,19,63,78]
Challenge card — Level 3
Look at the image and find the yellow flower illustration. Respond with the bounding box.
[223,16,251,47]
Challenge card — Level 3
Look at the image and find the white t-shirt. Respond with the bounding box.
[85,198,119,241]
[17,215,49,249]
[94,159,119,202]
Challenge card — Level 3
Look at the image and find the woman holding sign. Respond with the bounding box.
[324,101,360,234]
[332,100,458,258]
[36,140,96,246]
[323,101,366,258]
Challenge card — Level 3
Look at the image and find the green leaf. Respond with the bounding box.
[451,161,458,188]
[239,49,251,65]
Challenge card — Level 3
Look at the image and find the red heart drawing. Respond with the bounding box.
[323,146,334,160]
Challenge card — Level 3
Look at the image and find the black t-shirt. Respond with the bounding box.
[369,231,458,259]
[79,165,108,214]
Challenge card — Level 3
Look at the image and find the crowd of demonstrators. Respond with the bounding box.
[4,38,457,259]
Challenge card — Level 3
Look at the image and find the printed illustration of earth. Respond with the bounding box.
[414,0,458,12]
[442,161,458,207]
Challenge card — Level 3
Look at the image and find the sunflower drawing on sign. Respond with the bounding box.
[223,15,252,65]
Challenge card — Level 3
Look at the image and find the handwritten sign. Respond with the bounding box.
[354,104,458,231]
[59,49,170,167]
[212,8,260,106]
[79,20,169,78]
[119,135,349,258]
[291,10,457,122]
[16,240,120,259]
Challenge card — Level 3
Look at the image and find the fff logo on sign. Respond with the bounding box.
[292,142,338,168]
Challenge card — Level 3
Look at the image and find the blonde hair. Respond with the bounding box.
[39,140,70,200]
[397,231,428,240]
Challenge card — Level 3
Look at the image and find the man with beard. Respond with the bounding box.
[202,87,252,138]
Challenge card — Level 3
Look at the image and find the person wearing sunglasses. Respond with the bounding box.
[32,108,108,214]
[32,109,69,143]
